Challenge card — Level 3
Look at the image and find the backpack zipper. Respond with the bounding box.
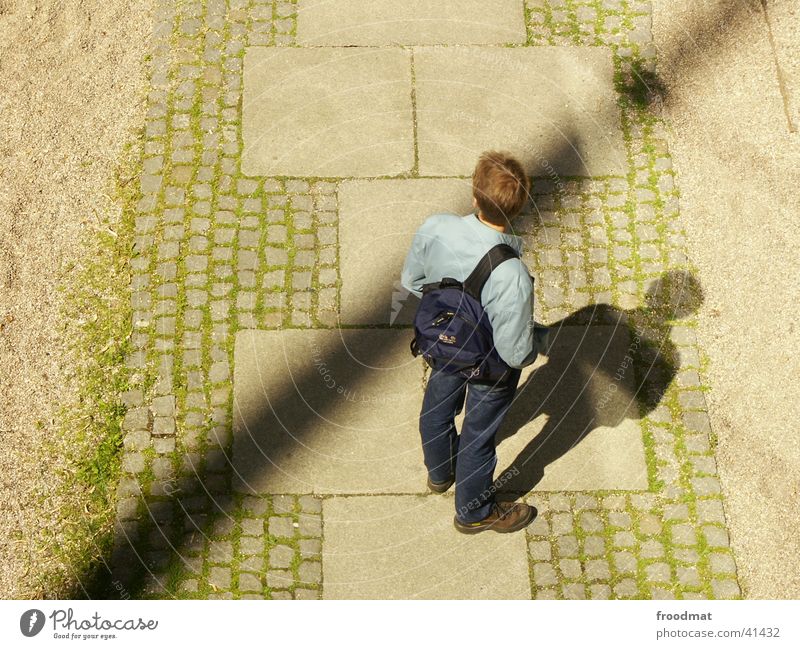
[431,311,456,327]
[452,312,492,348]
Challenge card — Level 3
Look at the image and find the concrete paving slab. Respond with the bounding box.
[241,47,414,177]
[338,178,474,325]
[233,329,426,494]
[297,0,527,46]
[414,46,627,177]
[233,327,649,495]
[322,495,530,599]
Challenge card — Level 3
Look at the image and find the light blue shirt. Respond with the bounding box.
[400,212,538,369]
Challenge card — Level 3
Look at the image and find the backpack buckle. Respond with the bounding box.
[438,277,462,289]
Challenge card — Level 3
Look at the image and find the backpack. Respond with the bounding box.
[409,243,521,384]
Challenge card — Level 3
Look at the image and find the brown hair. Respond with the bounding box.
[472,151,530,226]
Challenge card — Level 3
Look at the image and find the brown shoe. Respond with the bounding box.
[427,475,455,494]
[453,501,536,534]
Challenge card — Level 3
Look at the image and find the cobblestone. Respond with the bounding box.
[671,523,698,547]
[583,536,606,557]
[585,560,611,581]
[641,540,665,559]
[267,570,293,589]
[238,573,263,593]
[703,525,731,548]
[533,563,558,587]
[614,579,639,598]
[269,544,294,569]
[645,562,671,582]
[590,584,612,600]
[709,553,737,575]
[268,516,296,539]
[528,540,552,561]
[638,514,662,536]
[239,536,263,557]
[663,503,689,521]
[556,535,579,558]
[208,567,231,591]
[712,580,741,599]
[613,531,636,548]
[298,561,322,584]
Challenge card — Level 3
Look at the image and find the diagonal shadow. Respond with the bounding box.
[627,0,764,111]
[494,270,704,495]
[83,0,760,598]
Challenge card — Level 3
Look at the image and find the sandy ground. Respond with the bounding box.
[653,0,800,598]
[0,0,152,597]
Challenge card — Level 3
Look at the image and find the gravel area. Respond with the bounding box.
[0,0,152,597]
[653,0,800,598]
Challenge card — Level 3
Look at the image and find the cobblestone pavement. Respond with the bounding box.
[108,0,742,600]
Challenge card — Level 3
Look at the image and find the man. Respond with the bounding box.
[400,151,543,534]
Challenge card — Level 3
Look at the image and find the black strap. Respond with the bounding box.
[463,243,519,301]
[422,277,461,295]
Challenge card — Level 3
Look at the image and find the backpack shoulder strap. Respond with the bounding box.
[463,243,519,302]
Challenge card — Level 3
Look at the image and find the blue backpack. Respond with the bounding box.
[410,243,521,384]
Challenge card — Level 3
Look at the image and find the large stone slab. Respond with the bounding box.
[233,329,426,494]
[338,178,474,325]
[241,47,414,177]
[414,46,627,177]
[232,327,649,495]
[322,495,530,599]
[297,0,527,46]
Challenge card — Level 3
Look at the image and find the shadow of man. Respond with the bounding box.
[493,270,704,495]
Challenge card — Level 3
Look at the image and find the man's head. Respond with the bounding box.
[472,151,530,227]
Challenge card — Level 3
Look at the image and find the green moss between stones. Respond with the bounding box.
[33,139,152,598]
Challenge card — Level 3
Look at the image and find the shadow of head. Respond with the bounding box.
[621,59,667,111]
[494,270,704,493]
[642,269,704,320]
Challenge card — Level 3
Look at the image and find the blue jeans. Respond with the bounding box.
[419,368,521,523]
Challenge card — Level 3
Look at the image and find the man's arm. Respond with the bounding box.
[481,261,538,369]
[400,217,437,298]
